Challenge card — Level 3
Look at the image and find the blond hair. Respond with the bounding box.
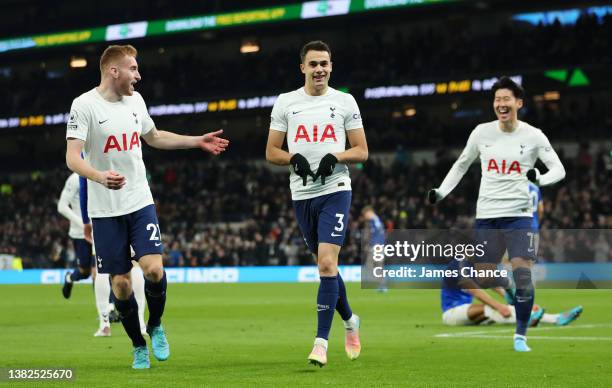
[361,205,374,215]
[99,45,137,72]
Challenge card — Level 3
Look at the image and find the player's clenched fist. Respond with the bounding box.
[497,303,512,318]
[97,170,126,190]
[83,223,93,244]
[526,168,539,183]
[314,153,338,185]
[290,153,315,186]
[427,189,440,205]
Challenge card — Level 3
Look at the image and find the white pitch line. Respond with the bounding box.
[435,323,612,338]
[442,335,612,341]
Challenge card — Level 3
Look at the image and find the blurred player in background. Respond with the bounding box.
[80,176,147,337]
[428,77,566,352]
[266,41,368,367]
[66,44,229,369]
[361,205,387,292]
[58,172,93,298]
[528,181,543,254]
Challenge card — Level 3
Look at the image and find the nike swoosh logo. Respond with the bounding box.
[484,144,492,148]
[292,111,301,115]
[155,242,162,247]
[331,233,342,237]
[527,248,534,252]
[316,308,327,312]
[98,119,108,124]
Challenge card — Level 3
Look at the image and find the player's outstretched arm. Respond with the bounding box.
[527,134,566,186]
[428,130,479,204]
[265,129,291,166]
[465,288,511,317]
[66,138,126,190]
[142,127,229,155]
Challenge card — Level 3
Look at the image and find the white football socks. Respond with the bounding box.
[94,272,111,328]
[131,265,146,332]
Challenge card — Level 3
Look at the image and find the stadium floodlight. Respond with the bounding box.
[70,56,87,68]
[404,107,416,117]
[240,40,260,54]
[543,91,560,101]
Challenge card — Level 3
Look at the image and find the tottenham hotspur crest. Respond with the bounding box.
[132,112,138,124]
[330,106,336,118]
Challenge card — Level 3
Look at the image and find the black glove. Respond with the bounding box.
[314,153,338,185]
[427,189,438,205]
[526,168,538,183]
[290,153,315,186]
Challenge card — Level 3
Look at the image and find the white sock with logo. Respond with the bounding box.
[94,273,111,328]
[131,265,146,332]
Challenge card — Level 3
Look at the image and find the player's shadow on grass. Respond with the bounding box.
[295,369,318,374]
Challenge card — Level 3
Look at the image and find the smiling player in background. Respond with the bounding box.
[428,77,566,352]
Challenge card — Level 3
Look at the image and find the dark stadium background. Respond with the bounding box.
[0,0,610,269]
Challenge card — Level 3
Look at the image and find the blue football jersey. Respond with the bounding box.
[528,182,542,232]
[369,215,385,246]
[440,260,473,312]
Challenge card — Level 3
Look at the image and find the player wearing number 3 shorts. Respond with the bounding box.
[65,44,229,369]
[266,41,368,367]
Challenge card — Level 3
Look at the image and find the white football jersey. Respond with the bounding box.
[270,87,363,200]
[437,120,565,219]
[66,88,155,218]
[57,173,84,239]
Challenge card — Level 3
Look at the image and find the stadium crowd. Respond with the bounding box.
[1,4,610,268]
[1,143,610,269]
[1,8,610,116]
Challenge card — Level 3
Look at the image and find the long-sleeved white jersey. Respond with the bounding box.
[436,120,565,219]
[57,172,85,239]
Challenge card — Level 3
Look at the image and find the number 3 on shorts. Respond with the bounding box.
[334,213,344,232]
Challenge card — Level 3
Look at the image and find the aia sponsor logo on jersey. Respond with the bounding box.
[487,159,521,174]
[294,124,337,143]
[103,131,141,153]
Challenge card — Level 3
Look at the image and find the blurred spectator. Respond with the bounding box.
[1,144,610,267]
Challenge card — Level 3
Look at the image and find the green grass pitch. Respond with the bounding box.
[1,284,611,387]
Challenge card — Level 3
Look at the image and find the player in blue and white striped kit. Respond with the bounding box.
[361,206,387,291]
